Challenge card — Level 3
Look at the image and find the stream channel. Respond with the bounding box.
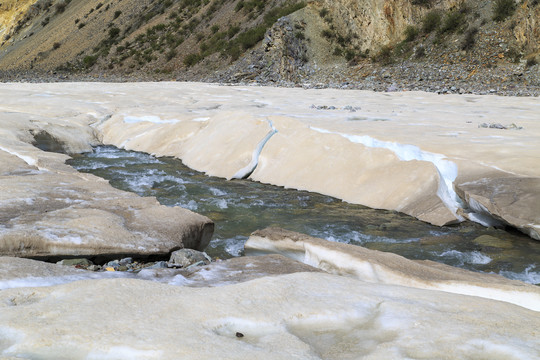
[67,146,540,284]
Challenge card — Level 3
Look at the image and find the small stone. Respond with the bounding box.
[57,258,93,267]
[146,261,169,269]
[169,249,211,268]
[105,260,120,269]
[236,332,244,338]
[119,257,133,266]
[386,83,398,92]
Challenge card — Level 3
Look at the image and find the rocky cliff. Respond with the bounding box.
[314,0,464,52]
[0,0,37,41]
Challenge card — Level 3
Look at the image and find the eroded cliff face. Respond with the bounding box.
[313,0,465,51]
[0,0,38,42]
[513,3,540,56]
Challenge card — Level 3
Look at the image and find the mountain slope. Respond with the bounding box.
[0,0,538,91]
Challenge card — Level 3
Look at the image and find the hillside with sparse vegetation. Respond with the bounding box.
[0,0,538,94]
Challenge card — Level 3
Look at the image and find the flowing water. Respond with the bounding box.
[67,146,540,284]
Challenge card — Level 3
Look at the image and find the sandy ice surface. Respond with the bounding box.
[0,274,538,359]
[0,81,539,358]
[1,82,538,236]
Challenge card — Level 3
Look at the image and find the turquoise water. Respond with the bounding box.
[67,146,540,284]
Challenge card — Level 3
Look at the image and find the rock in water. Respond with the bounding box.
[56,258,93,267]
[169,249,211,267]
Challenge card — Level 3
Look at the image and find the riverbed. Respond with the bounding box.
[68,146,540,283]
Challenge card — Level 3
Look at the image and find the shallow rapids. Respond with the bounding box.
[68,146,540,284]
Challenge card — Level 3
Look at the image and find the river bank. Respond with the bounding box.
[2,58,540,97]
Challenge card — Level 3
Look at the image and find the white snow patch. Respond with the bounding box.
[498,265,540,285]
[0,273,130,290]
[0,145,37,167]
[87,346,163,360]
[192,117,210,122]
[459,339,537,360]
[123,115,179,124]
[436,250,492,265]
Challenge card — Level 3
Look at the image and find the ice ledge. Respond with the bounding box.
[245,228,540,311]
[310,126,464,220]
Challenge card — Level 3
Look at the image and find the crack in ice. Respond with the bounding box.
[232,120,278,179]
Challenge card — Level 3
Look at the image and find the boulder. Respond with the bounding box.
[169,248,211,267]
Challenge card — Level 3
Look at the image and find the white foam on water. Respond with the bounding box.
[123,115,179,124]
[310,226,420,246]
[89,147,163,162]
[117,170,186,194]
[435,250,492,266]
[232,119,278,179]
[498,265,540,285]
[167,274,193,286]
[135,269,193,286]
[209,187,227,196]
[212,198,228,209]
[178,199,198,211]
[224,237,246,257]
[208,236,247,257]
